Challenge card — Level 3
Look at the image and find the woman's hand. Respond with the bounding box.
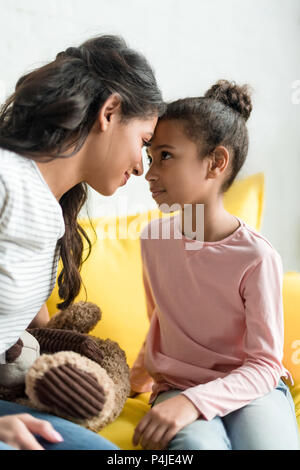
[132,394,201,450]
[28,303,50,328]
[0,414,64,450]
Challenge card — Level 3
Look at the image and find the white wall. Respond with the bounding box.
[0,0,299,272]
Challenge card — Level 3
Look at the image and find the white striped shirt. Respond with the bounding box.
[0,148,65,363]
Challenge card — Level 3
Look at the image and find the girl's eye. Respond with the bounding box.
[147,151,172,165]
[161,151,172,160]
[142,140,151,148]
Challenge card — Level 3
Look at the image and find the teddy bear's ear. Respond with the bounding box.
[5,338,24,363]
[46,301,101,334]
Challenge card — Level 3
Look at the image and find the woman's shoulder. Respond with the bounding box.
[0,149,23,216]
[0,147,29,166]
[0,148,64,237]
[0,149,36,210]
[0,148,33,188]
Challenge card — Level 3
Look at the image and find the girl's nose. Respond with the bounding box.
[145,160,159,181]
[145,167,156,181]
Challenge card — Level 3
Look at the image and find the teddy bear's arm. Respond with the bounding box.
[27,328,103,365]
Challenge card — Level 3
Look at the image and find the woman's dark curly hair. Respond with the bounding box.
[0,34,165,309]
[159,79,253,194]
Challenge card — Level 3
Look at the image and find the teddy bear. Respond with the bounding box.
[0,301,130,432]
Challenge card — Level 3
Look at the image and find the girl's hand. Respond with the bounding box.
[129,388,139,398]
[132,394,200,450]
[0,414,64,450]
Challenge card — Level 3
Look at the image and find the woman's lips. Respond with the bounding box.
[122,172,130,185]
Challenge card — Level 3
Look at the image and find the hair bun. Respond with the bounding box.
[204,80,252,121]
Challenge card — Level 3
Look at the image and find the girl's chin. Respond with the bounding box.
[155,197,182,214]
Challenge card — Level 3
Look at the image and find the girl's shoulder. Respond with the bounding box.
[232,218,283,281]
[239,218,279,257]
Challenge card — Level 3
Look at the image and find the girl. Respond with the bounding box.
[0,34,165,450]
[130,80,300,450]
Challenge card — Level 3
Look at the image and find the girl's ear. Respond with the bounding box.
[98,93,122,131]
[208,145,230,176]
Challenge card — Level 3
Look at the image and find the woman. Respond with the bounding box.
[0,34,165,450]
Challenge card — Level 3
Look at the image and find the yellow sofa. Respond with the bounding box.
[46,172,300,449]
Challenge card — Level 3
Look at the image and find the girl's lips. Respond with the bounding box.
[152,190,166,198]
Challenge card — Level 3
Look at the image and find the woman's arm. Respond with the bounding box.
[0,414,63,450]
[28,303,50,328]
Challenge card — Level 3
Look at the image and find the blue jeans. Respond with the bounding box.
[0,400,119,450]
[151,379,300,450]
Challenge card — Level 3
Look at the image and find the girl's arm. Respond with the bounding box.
[130,340,154,394]
[28,303,50,328]
[130,242,155,394]
[181,250,291,421]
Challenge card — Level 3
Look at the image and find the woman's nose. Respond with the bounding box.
[132,159,144,176]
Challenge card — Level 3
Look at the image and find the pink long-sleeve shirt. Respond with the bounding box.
[130,213,293,421]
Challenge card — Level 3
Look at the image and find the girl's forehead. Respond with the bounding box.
[152,119,186,144]
[148,119,200,157]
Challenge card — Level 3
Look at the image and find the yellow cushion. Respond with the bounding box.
[46,172,266,449]
[223,172,265,231]
[282,271,300,435]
